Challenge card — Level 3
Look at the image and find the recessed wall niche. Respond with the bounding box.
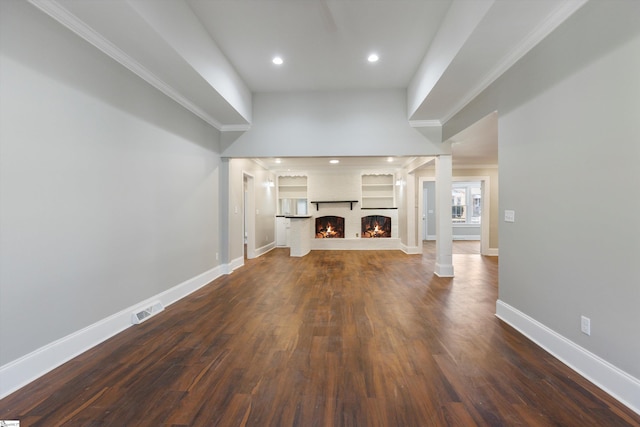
[361,174,394,208]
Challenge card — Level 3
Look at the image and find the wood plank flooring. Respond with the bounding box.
[1,246,639,426]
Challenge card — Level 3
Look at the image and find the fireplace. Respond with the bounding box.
[361,215,391,238]
[315,216,344,238]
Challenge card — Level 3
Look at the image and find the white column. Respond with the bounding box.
[435,155,454,277]
[405,173,417,251]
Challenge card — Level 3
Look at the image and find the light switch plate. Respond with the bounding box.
[504,210,515,223]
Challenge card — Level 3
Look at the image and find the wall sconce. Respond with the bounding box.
[268,178,275,188]
[395,179,405,186]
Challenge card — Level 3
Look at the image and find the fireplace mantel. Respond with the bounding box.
[310,200,358,211]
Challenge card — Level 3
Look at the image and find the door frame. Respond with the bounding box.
[418,175,491,255]
[242,171,256,259]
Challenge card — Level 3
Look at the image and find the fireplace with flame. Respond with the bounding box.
[315,216,344,238]
[361,215,391,238]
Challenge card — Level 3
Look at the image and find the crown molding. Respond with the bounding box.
[275,171,309,177]
[251,158,270,170]
[27,0,225,131]
[418,163,499,170]
[441,0,589,124]
[360,170,399,176]
[409,120,442,128]
[453,163,498,170]
[221,124,251,132]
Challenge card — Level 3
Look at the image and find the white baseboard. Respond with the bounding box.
[228,255,244,273]
[254,242,275,258]
[0,264,227,399]
[496,300,640,416]
[484,247,499,256]
[401,244,422,254]
[452,235,481,240]
[434,263,454,277]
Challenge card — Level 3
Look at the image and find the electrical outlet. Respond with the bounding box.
[581,315,591,336]
[215,252,219,260]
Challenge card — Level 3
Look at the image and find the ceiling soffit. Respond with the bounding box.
[409,0,588,123]
[28,0,251,131]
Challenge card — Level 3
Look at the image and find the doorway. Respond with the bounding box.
[243,172,256,259]
[418,176,490,256]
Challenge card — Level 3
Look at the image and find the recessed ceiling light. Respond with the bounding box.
[275,158,282,164]
[329,159,340,164]
[272,56,283,65]
[367,53,379,63]
[387,157,394,162]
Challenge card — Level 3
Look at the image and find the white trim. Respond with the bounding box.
[254,242,276,258]
[496,300,640,416]
[409,120,442,128]
[242,171,256,259]
[452,235,481,240]
[418,177,434,246]
[441,0,589,123]
[0,265,227,399]
[434,263,454,277]
[220,124,251,132]
[401,244,422,255]
[485,247,499,256]
[452,164,499,170]
[26,0,241,131]
[228,256,245,273]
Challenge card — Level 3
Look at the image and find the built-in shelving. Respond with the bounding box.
[361,174,394,208]
[278,176,307,199]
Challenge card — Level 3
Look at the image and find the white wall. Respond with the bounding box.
[0,0,221,369]
[221,90,449,158]
[445,0,640,411]
[498,1,640,377]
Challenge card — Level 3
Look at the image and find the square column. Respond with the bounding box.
[435,155,454,277]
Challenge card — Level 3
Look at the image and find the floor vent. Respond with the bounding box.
[131,301,164,324]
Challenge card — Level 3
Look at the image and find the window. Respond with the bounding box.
[452,182,481,224]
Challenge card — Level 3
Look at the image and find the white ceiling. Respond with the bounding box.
[255,156,433,174]
[30,0,587,171]
[187,0,452,92]
[449,111,499,168]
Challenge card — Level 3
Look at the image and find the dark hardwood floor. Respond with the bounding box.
[423,240,480,255]
[1,245,639,426]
